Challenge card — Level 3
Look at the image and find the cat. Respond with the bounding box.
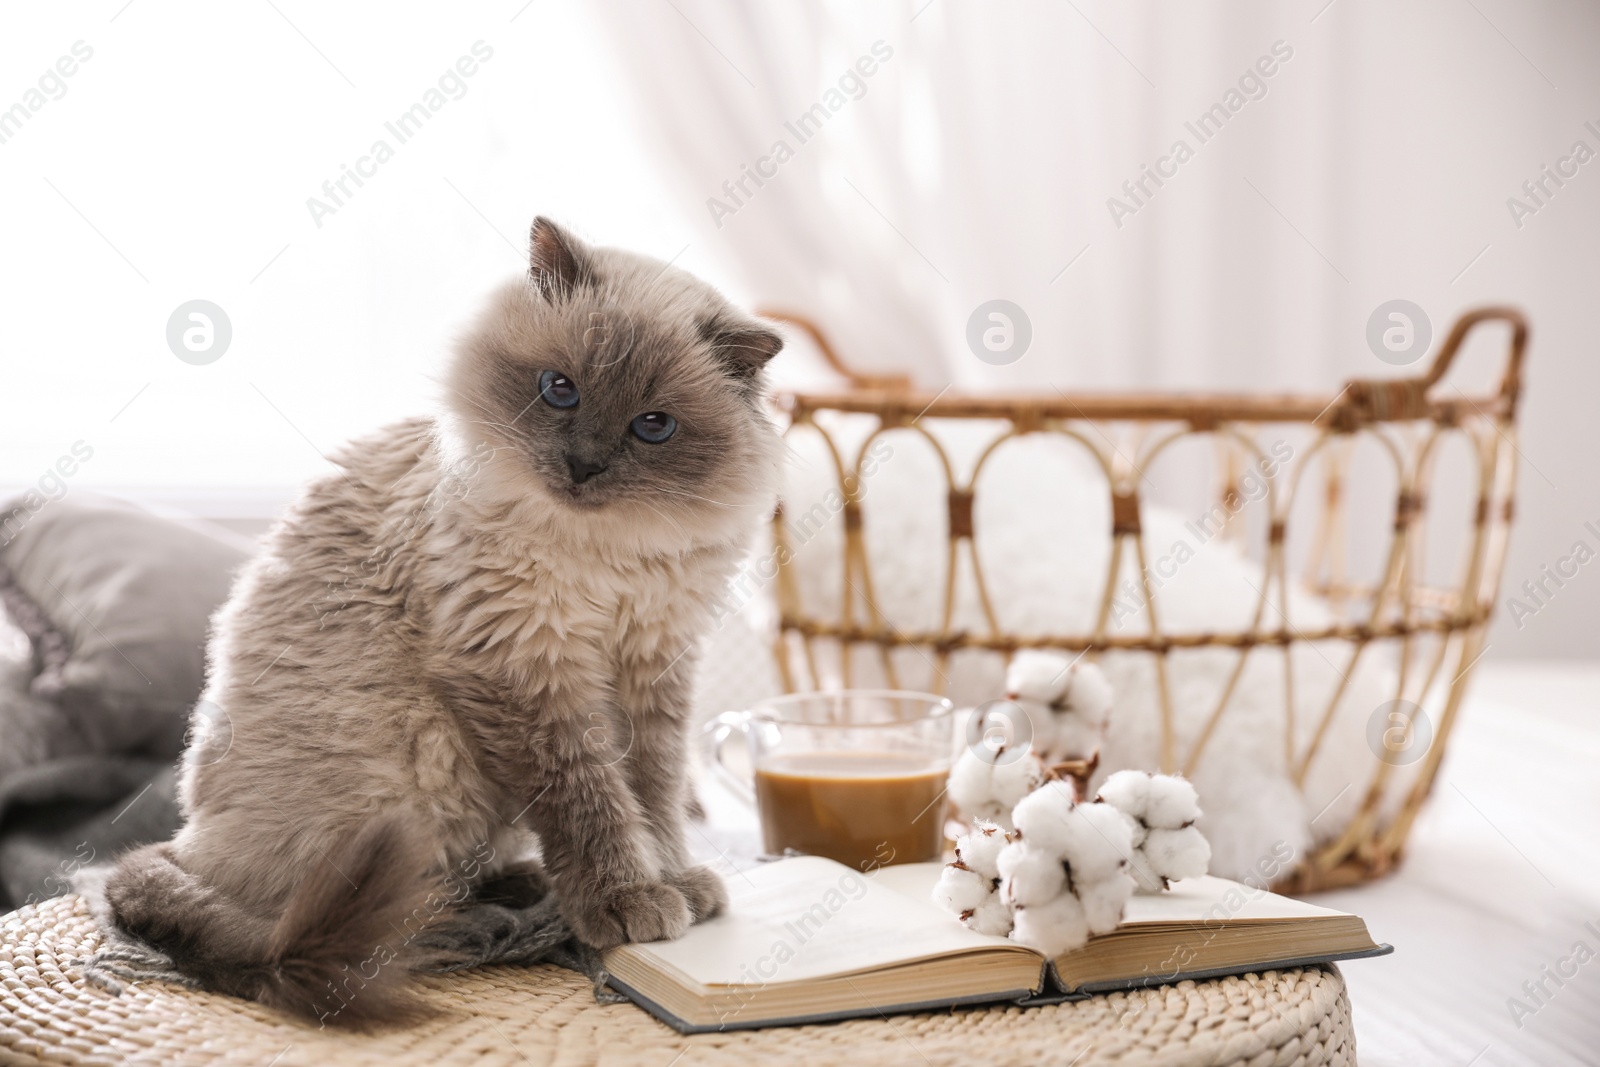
[86,217,785,1027]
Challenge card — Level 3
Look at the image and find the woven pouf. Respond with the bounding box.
[1,895,1354,1067]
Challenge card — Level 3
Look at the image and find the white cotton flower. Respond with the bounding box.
[994,841,1025,883]
[1126,849,1165,894]
[1120,809,1148,850]
[1012,698,1059,759]
[947,746,993,808]
[948,748,1044,828]
[954,820,1007,880]
[1005,655,1115,762]
[933,863,991,915]
[1052,663,1114,759]
[1077,871,1135,936]
[998,842,1067,907]
[994,657,1063,758]
[1058,662,1114,725]
[937,824,1020,937]
[1059,802,1134,884]
[1095,769,1153,820]
[1144,826,1211,882]
[1001,788,1135,938]
[1144,775,1202,830]
[945,762,1207,946]
[1051,721,1099,766]
[1005,650,1075,705]
[948,750,1011,825]
[967,893,1014,937]
[1010,780,1077,854]
[1011,892,1090,957]
[991,752,1046,808]
[1096,772,1212,892]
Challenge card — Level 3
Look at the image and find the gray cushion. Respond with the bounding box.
[0,494,251,759]
[0,758,177,909]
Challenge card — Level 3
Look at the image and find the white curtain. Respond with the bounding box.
[590,2,940,384]
[588,0,1353,396]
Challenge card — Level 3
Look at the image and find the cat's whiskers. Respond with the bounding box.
[467,418,526,437]
[645,485,750,510]
[448,388,518,424]
[438,381,487,410]
[446,383,545,430]
[638,499,691,540]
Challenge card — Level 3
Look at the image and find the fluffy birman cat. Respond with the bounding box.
[88,218,784,1026]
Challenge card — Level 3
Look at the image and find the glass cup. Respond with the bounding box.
[701,690,957,870]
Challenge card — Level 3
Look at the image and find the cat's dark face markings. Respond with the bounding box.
[486,308,729,508]
[454,218,783,514]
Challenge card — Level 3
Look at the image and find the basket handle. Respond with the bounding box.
[1419,305,1529,405]
[1324,305,1528,429]
[756,309,914,392]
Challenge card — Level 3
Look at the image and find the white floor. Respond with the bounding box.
[1316,662,1600,1067]
[691,661,1600,1066]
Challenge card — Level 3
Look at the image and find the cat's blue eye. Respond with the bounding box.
[539,370,579,409]
[631,412,677,443]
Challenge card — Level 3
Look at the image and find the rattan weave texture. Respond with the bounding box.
[1,895,1353,1067]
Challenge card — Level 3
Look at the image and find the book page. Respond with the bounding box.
[626,857,1027,988]
[1122,875,1353,925]
[862,860,949,906]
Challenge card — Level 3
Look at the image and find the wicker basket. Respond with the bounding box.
[759,307,1526,893]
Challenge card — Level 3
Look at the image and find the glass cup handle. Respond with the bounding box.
[700,710,756,806]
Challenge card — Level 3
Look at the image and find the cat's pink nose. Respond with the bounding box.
[567,454,609,484]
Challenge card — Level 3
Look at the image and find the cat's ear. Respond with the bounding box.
[699,316,784,381]
[528,216,594,300]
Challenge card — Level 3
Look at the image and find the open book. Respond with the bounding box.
[603,856,1389,1033]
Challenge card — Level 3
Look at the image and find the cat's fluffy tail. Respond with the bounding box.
[101,814,440,1028]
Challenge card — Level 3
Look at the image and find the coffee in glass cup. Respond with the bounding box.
[702,690,956,870]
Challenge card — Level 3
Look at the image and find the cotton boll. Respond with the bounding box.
[1011,893,1091,957]
[967,699,1052,773]
[955,820,1007,879]
[1014,699,1059,758]
[1051,716,1103,764]
[998,844,1066,906]
[948,750,1010,825]
[948,748,1042,827]
[966,893,1014,937]
[1010,781,1077,854]
[1078,872,1135,936]
[1007,655,1114,762]
[1060,662,1114,725]
[1005,650,1076,705]
[1126,850,1165,894]
[1144,775,1202,830]
[1144,826,1212,882]
[948,748,996,815]
[1120,809,1148,850]
[933,863,992,915]
[1095,769,1153,820]
[995,840,1025,881]
[1059,803,1134,884]
[990,752,1045,809]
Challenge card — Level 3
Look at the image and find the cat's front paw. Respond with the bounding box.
[566,880,691,948]
[665,865,728,923]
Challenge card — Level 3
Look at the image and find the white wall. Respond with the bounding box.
[0,0,692,493]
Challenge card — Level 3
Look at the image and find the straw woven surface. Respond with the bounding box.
[1,895,1353,1067]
